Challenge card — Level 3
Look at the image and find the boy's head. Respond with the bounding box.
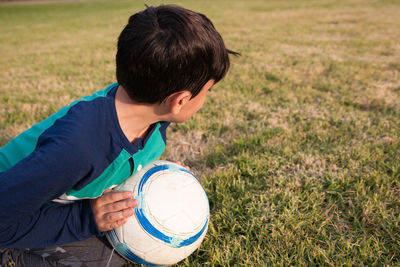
[116,4,237,104]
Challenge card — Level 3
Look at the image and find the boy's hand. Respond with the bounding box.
[173,161,191,171]
[91,189,138,232]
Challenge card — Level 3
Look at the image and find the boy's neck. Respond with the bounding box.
[115,86,165,143]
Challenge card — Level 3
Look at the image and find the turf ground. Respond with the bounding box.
[1,0,400,265]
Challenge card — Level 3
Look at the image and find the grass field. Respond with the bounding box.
[1,0,400,265]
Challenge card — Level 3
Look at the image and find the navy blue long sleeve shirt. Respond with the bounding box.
[0,83,169,248]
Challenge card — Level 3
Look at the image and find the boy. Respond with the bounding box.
[0,4,237,266]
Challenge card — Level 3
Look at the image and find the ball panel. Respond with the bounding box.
[113,226,124,243]
[163,211,195,235]
[115,241,164,266]
[145,172,185,222]
[144,169,201,236]
[145,245,187,266]
[183,223,209,258]
[121,217,161,254]
[179,182,209,229]
[115,169,141,192]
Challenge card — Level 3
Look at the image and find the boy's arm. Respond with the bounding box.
[0,132,138,248]
[0,134,99,248]
[0,200,98,248]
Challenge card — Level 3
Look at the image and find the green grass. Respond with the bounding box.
[1,0,400,265]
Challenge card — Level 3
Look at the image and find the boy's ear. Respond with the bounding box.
[166,91,192,114]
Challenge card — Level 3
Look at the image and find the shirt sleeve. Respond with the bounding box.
[0,200,101,248]
[0,125,101,248]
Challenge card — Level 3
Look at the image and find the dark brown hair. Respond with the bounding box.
[116,4,239,103]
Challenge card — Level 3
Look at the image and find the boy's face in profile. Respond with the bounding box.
[171,79,214,123]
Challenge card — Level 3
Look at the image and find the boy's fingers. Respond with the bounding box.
[102,198,138,213]
[97,190,134,206]
[104,208,135,224]
[109,218,127,231]
[97,212,130,232]
[103,188,112,194]
[101,220,124,232]
[173,160,190,171]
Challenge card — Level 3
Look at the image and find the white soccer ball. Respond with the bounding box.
[106,160,210,266]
